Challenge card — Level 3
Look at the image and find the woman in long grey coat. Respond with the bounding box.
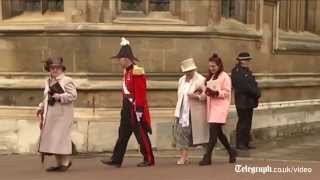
[174,58,209,165]
[36,57,77,172]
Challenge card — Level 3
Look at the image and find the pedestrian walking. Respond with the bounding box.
[174,58,209,165]
[199,53,237,166]
[231,52,261,150]
[36,57,77,172]
[101,37,155,168]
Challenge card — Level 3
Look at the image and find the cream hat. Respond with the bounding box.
[181,58,197,72]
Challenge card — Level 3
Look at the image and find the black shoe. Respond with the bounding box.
[101,159,121,168]
[56,162,72,172]
[199,154,211,166]
[137,161,154,167]
[46,166,61,172]
[236,145,249,150]
[199,159,211,166]
[229,149,237,163]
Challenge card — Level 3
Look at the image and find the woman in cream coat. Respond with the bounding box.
[36,57,77,172]
[174,58,209,165]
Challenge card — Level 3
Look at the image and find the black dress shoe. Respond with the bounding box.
[199,153,212,166]
[100,159,121,168]
[46,166,61,172]
[199,159,211,166]
[137,161,154,167]
[236,145,249,150]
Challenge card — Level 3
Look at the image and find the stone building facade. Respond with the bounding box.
[0,0,319,154]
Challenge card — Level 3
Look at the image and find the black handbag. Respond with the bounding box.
[48,82,65,106]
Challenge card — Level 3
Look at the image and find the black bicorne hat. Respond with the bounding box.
[236,52,252,61]
[111,37,139,61]
[43,57,66,72]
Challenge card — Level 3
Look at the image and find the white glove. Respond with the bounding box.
[52,93,61,101]
[136,112,143,122]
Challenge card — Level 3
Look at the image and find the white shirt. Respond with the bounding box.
[179,80,191,127]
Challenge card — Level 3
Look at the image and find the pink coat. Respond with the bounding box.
[206,72,231,124]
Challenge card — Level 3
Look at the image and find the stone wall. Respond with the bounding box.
[0,0,319,154]
[0,0,318,108]
[0,33,319,73]
[0,73,320,108]
[0,99,320,154]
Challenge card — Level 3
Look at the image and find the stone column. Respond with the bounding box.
[279,0,309,33]
[247,0,263,31]
[87,0,103,23]
[0,0,3,21]
[181,0,194,25]
[179,0,211,26]
[0,0,24,20]
[85,0,114,23]
[66,0,88,23]
[209,0,221,25]
[315,0,320,35]
[296,0,305,32]
[288,0,298,32]
[304,0,317,33]
[234,0,247,23]
[64,0,76,22]
[279,0,289,31]
[103,0,114,23]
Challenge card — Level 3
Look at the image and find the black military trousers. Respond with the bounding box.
[111,98,154,165]
[236,108,254,147]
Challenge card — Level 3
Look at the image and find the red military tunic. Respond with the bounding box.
[123,64,152,134]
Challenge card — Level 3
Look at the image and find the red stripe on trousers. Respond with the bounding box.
[139,126,153,163]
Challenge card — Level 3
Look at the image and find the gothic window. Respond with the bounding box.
[119,0,170,14]
[2,0,64,20]
[150,0,170,11]
[222,0,247,23]
[120,0,144,11]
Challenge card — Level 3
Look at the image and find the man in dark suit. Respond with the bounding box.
[231,52,261,150]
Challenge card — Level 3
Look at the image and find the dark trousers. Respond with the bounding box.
[204,123,232,158]
[111,99,154,165]
[236,108,254,147]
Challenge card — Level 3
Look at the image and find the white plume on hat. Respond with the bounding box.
[120,37,130,46]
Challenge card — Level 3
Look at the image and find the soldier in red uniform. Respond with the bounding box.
[101,37,155,167]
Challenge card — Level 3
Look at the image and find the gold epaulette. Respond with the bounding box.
[133,65,145,75]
